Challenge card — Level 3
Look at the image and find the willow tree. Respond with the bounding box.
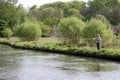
[2,28,13,39]
[83,18,114,46]
[58,17,85,45]
[15,21,41,41]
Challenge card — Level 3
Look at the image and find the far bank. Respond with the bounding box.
[0,38,120,61]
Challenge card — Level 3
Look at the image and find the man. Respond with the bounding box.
[93,34,101,50]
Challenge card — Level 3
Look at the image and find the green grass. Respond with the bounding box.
[0,37,120,61]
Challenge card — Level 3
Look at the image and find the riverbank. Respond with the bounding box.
[0,38,120,61]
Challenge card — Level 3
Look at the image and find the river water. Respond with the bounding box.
[0,45,120,80]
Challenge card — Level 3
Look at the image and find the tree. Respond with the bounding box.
[0,0,27,30]
[40,1,69,17]
[88,0,120,12]
[83,18,113,46]
[69,0,86,10]
[67,8,79,17]
[40,22,52,37]
[83,0,120,23]
[0,0,18,4]
[29,5,38,11]
[67,8,85,19]
[0,2,17,27]
[2,28,13,39]
[39,1,86,17]
[16,4,27,24]
[15,21,41,41]
[0,20,7,30]
[40,7,63,27]
[58,17,85,45]
[41,7,55,19]
[95,14,110,27]
[106,6,120,25]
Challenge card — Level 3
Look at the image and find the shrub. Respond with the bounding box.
[58,17,85,45]
[95,14,110,27]
[2,28,13,39]
[40,22,52,37]
[15,21,41,41]
[83,18,114,46]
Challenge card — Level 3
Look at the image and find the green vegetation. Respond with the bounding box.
[2,28,13,39]
[83,18,114,46]
[40,22,52,37]
[0,0,120,61]
[0,38,120,61]
[14,21,41,41]
[0,0,27,32]
[58,17,85,45]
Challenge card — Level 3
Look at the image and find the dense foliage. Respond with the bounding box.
[0,0,120,46]
[83,18,114,46]
[40,22,52,37]
[0,0,27,36]
[82,0,120,24]
[2,28,13,39]
[15,21,41,41]
[0,0,120,61]
[58,17,85,45]
[29,0,120,25]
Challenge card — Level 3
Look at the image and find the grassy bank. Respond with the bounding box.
[0,37,120,61]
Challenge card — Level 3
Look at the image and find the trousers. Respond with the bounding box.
[97,42,101,50]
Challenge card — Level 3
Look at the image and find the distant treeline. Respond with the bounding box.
[0,0,120,42]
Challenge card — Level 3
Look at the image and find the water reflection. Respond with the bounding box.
[0,44,13,51]
[0,44,120,80]
[53,55,118,72]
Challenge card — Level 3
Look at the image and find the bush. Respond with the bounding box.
[2,28,13,39]
[58,17,85,45]
[83,18,114,46]
[15,21,41,41]
[40,22,52,37]
[95,14,110,27]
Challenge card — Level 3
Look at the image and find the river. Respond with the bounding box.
[0,44,120,80]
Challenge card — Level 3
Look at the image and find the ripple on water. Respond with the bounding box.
[0,44,120,80]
